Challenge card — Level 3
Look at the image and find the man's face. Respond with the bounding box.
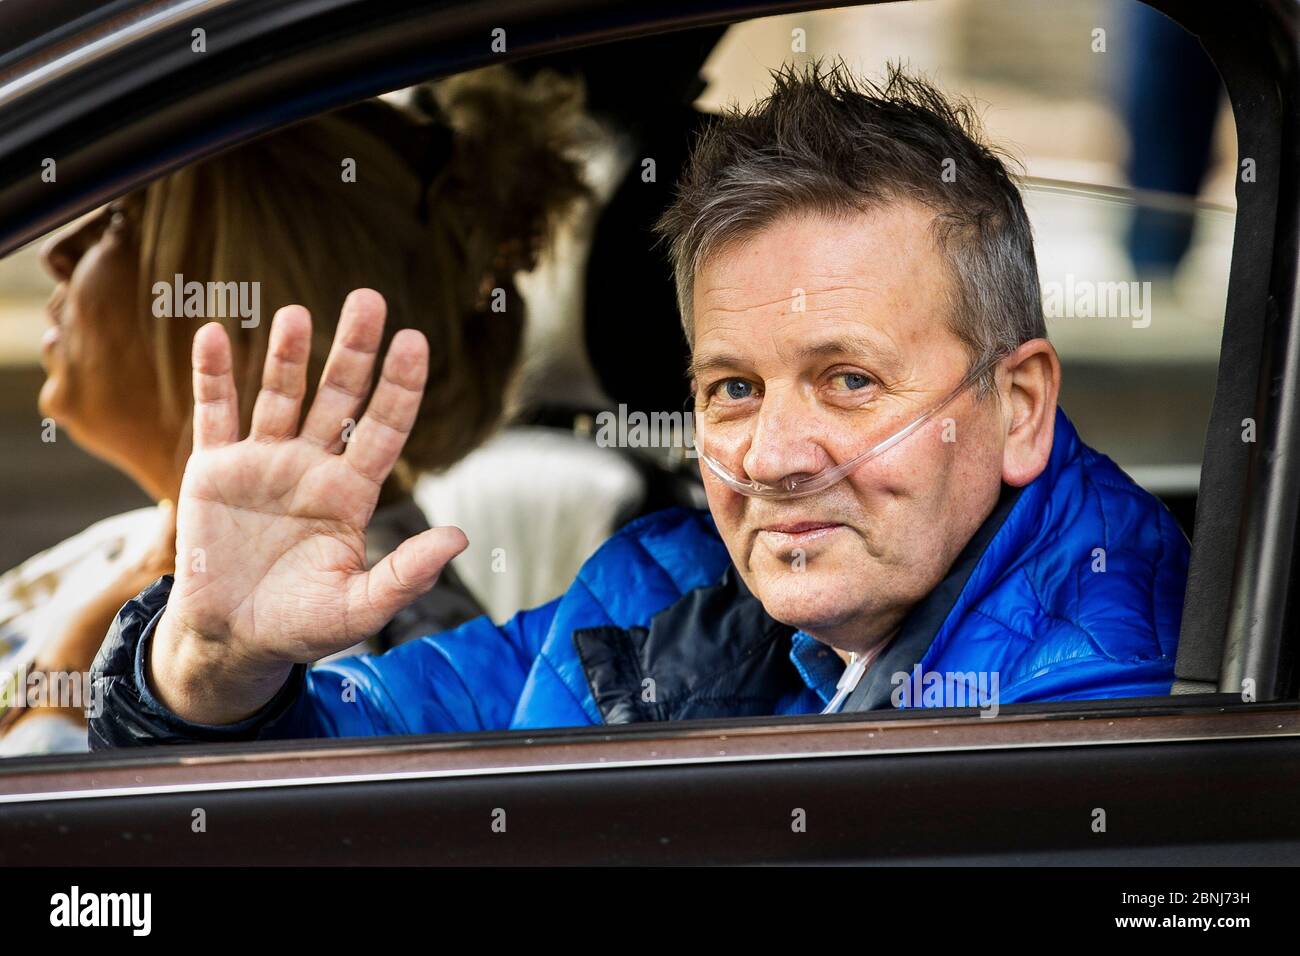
[691,202,1008,653]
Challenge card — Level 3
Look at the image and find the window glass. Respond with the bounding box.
[0,0,1239,762]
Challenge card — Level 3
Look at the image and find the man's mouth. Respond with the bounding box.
[758,520,845,545]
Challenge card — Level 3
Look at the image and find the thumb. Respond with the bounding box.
[136,498,178,576]
[156,497,177,549]
[349,525,470,634]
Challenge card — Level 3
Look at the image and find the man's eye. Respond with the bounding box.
[833,372,874,391]
[720,379,754,401]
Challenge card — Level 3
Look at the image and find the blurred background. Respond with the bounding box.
[0,0,1234,571]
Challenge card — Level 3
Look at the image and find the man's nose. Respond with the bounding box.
[740,387,833,486]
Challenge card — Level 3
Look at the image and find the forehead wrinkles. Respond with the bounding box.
[698,280,904,361]
[697,285,798,316]
[701,275,891,313]
[698,225,939,323]
[693,204,953,357]
[697,274,907,345]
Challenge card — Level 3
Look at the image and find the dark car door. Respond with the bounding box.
[0,0,1297,868]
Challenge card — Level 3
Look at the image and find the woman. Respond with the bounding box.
[0,67,587,753]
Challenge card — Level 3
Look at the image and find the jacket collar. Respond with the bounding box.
[571,565,805,723]
[909,405,1083,671]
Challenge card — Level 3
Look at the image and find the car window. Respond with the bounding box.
[0,0,1248,765]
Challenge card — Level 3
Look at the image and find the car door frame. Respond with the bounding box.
[0,0,1298,864]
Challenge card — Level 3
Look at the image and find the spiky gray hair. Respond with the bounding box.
[655,60,1046,393]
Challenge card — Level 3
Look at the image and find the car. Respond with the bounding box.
[0,0,1297,868]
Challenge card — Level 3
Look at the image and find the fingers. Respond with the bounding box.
[345,329,429,485]
[350,526,469,633]
[300,289,387,451]
[248,306,313,442]
[191,323,240,449]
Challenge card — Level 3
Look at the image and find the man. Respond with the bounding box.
[90,63,1188,746]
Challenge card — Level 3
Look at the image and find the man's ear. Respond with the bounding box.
[998,338,1061,487]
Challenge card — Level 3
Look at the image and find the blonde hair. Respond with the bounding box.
[132,66,588,488]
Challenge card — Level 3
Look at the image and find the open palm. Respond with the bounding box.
[165,289,467,668]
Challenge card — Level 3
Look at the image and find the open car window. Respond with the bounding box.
[0,0,1287,801]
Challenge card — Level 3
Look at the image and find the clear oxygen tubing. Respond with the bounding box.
[821,638,889,714]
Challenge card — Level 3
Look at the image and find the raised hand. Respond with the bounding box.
[147,289,467,724]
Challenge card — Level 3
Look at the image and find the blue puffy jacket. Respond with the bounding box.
[89,406,1189,747]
